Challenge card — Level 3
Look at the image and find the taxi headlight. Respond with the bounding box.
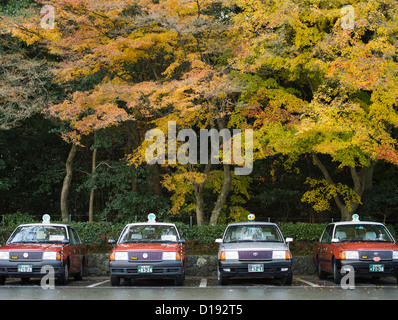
[272,251,286,260]
[344,251,359,260]
[163,252,177,260]
[0,251,9,260]
[224,251,239,260]
[114,252,128,261]
[393,251,398,260]
[43,252,61,260]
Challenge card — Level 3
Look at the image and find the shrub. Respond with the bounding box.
[0,217,331,256]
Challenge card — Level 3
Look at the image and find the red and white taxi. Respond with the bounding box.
[109,214,186,286]
[0,215,87,285]
[314,214,398,283]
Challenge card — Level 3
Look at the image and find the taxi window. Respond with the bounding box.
[68,227,81,245]
[119,225,179,244]
[8,225,67,244]
[223,225,283,243]
[334,224,394,242]
[320,225,333,244]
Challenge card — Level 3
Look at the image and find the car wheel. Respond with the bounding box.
[217,267,229,285]
[110,275,120,286]
[282,271,293,285]
[175,272,185,286]
[58,261,69,285]
[316,257,327,280]
[0,276,5,285]
[74,264,83,281]
[332,258,341,284]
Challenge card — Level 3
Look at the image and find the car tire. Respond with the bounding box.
[316,257,327,280]
[110,275,120,286]
[217,267,229,285]
[283,271,293,285]
[74,263,84,281]
[0,276,5,285]
[58,261,69,285]
[332,258,341,284]
[175,272,185,286]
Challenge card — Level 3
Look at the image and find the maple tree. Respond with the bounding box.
[230,0,398,220]
[4,0,248,224]
[4,0,398,224]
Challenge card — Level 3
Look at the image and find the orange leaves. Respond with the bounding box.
[49,87,131,144]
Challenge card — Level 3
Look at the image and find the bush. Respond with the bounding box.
[0,217,330,256]
[71,221,125,252]
[278,222,327,244]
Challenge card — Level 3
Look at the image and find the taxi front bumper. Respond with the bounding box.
[337,259,398,277]
[219,259,292,278]
[0,260,65,278]
[109,260,184,279]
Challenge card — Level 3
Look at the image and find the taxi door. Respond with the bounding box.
[67,227,81,273]
[318,224,334,272]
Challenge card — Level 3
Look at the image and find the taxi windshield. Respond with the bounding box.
[224,224,283,243]
[119,225,179,244]
[8,225,67,244]
[334,224,394,243]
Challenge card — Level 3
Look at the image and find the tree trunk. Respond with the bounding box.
[313,153,376,221]
[60,143,77,222]
[88,137,97,223]
[194,185,206,225]
[209,164,232,226]
[146,163,163,196]
[190,161,212,226]
[126,121,140,191]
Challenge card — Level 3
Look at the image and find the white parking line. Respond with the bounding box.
[199,278,207,287]
[296,278,320,287]
[87,279,110,288]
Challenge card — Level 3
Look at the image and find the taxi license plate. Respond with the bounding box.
[248,264,263,272]
[18,265,33,273]
[137,265,153,273]
[369,264,384,272]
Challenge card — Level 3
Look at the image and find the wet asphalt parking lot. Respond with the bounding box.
[0,275,398,300]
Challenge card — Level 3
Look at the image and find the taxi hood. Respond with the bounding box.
[115,242,181,251]
[222,241,288,251]
[0,243,65,251]
[336,241,398,251]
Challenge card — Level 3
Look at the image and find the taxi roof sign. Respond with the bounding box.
[148,213,156,223]
[248,213,255,221]
[42,214,51,224]
[352,214,360,221]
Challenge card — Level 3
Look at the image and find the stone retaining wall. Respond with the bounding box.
[84,253,317,277]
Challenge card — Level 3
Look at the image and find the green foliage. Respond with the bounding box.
[2,211,35,225]
[70,221,125,251]
[278,222,327,244]
[0,0,37,16]
[302,178,362,212]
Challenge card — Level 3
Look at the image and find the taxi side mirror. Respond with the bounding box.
[331,238,339,243]
[215,238,223,244]
[108,239,116,246]
[62,239,70,245]
[179,238,186,244]
[286,238,293,243]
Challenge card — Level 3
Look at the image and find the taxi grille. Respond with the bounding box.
[238,251,272,261]
[9,251,43,261]
[359,250,392,261]
[128,251,162,262]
